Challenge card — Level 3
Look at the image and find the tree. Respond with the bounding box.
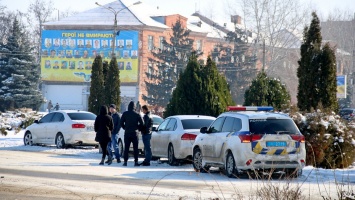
[0,18,43,111]
[297,12,338,112]
[244,71,290,110]
[212,27,257,104]
[143,19,197,108]
[28,0,54,62]
[104,57,121,111]
[164,55,233,117]
[200,57,234,116]
[88,56,104,115]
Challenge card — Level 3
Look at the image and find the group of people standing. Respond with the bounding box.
[47,100,60,112]
[94,101,153,167]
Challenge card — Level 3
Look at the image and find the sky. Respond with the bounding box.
[1,0,355,23]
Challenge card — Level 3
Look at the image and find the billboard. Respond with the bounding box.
[337,75,347,98]
[41,30,139,83]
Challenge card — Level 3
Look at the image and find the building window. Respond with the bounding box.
[196,40,202,52]
[159,36,165,50]
[148,35,154,50]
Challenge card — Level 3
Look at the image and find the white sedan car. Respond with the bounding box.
[117,114,163,154]
[24,110,97,148]
[151,115,216,166]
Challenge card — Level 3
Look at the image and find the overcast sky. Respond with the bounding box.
[1,0,355,22]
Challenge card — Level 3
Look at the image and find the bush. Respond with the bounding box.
[291,110,355,168]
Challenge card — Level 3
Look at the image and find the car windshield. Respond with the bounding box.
[181,119,214,130]
[249,119,300,134]
[153,117,164,125]
[67,112,96,120]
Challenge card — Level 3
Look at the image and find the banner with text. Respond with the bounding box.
[41,30,139,83]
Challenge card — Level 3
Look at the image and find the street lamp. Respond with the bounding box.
[95,1,142,57]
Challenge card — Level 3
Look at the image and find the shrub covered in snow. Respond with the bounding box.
[0,109,43,136]
[291,110,355,168]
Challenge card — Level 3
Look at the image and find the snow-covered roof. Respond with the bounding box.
[44,0,168,29]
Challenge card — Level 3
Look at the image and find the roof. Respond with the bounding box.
[221,112,291,119]
[43,0,168,29]
[168,115,216,120]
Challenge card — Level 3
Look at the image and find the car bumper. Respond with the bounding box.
[65,131,97,145]
[175,141,194,159]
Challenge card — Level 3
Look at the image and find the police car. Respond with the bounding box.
[192,106,306,178]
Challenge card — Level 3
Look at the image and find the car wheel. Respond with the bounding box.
[168,144,178,166]
[287,168,302,178]
[118,139,124,158]
[24,131,33,146]
[55,133,65,149]
[225,152,238,178]
[192,148,209,173]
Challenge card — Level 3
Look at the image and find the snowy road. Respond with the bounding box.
[0,135,354,199]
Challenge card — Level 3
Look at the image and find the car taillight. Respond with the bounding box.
[291,135,305,143]
[72,123,86,128]
[181,133,197,140]
[246,159,252,166]
[238,134,263,143]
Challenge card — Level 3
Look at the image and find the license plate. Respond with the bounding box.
[266,141,287,147]
[86,126,94,131]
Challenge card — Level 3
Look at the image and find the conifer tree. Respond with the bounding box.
[0,18,43,111]
[143,19,197,108]
[164,55,234,117]
[88,55,104,115]
[212,27,257,104]
[297,12,338,112]
[200,57,234,117]
[244,71,291,110]
[104,57,121,111]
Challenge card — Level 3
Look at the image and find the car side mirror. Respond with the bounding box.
[200,127,208,134]
[34,120,39,124]
[152,127,157,132]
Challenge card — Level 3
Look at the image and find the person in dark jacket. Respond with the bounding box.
[106,104,121,163]
[94,105,114,165]
[139,105,153,166]
[120,101,144,166]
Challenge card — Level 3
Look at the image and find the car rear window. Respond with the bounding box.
[340,110,354,115]
[249,119,300,134]
[67,113,96,120]
[181,119,214,130]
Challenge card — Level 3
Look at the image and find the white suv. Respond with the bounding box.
[192,106,306,178]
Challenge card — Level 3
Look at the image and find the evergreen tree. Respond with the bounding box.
[164,55,234,117]
[0,18,43,111]
[88,55,104,115]
[297,12,338,112]
[200,57,234,117]
[244,71,290,110]
[212,28,257,104]
[297,12,323,111]
[318,43,338,112]
[143,19,197,108]
[104,57,121,111]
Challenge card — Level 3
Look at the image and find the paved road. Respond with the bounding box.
[0,148,340,199]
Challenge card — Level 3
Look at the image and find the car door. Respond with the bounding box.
[46,112,65,143]
[35,113,55,143]
[151,119,170,156]
[200,117,225,158]
[157,118,177,157]
[211,117,240,159]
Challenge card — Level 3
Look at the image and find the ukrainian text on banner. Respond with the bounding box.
[41,30,139,83]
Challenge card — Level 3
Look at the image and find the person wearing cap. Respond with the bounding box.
[106,104,122,164]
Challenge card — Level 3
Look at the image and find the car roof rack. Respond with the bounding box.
[227,106,274,112]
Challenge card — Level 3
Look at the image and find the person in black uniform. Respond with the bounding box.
[94,105,114,165]
[139,105,153,166]
[120,101,144,166]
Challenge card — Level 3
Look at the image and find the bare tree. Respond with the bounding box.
[28,0,54,62]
